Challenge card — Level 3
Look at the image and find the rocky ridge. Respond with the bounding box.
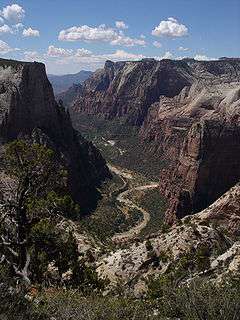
[0,58,109,210]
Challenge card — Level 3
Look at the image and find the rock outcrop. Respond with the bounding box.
[72,59,193,126]
[0,58,109,211]
[71,58,240,220]
[141,61,240,221]
[97,183,240,290]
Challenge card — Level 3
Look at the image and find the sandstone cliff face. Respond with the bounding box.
[72,59,193,125]
[71,58,240,220]
[141,72,240,221]
[0,58,109,210]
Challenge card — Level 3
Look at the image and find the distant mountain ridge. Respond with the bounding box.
[48,70,93,94]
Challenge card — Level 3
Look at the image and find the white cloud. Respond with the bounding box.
[13,22,24,31]
[155,51,174,60]
[178,46,189,51]
[0,24,13,34]
[75,48,92,57]
[58,25,115,42]
[106,49,145,61]
[47,45,92,58]
[0,40,15,54]
[45,48,146,73]
[47,45,73,57]
[24,51,39,61]
[44,48,177,74]
[115,21,128,29]
[48,46,144,61]
[152,17,188,37]
[0,17,4,25]
[194,54,215,61]
[153,41,162,48]
[1,4,25,23]
[58,24,146,47]
[110,33,146,46]
[176,56,187,60]
[161,51,173,59]
[140,34,146,39]
[22,27,40,37]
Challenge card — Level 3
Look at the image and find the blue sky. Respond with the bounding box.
[0,0,239,74]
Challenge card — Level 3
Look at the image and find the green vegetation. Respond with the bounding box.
[0,140,103,290]
[71,114,169,240]
[80,194,142,243]
[139,189,167,237]
[72,114,166,179]
[1,276,239,320]
[164,244,212,283]
[147,275,240,320]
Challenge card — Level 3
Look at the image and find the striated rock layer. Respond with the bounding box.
[72,58,240,220]
[0,58,109,211]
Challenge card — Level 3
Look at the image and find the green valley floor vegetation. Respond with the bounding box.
[71,114,166,180]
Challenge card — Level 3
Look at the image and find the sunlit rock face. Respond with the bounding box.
[72,58,240,220]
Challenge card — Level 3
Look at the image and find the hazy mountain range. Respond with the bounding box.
[48,70,93,94]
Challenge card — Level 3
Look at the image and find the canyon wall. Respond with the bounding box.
[71,58,240,220]
[0,58,109,210]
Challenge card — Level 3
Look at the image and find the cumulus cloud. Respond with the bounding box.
[110,33,145,46]
[24,51,39,61]
[115,21,128,29]
[152,17,188,37]
[0,24,13,34]
[58,25,114,42]
[153,51,174,60]
[48,46,144,61]
[13,22,24,31]
[1,4,25,23]
[178,46,189,51]
[47,45,92,58]
[0,40,15,54]
[159,51,174,59]
[153,41,162,48]
[194,54,215,61]
[22,27,40,37]
[44,47,176,74]
[0,17,4,25]
[46,46,176,74]
[75,48,92,57]
[106,49,145,61]
[47,45,73,57]
[58,24,146,47]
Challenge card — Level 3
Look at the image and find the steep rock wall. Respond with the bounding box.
[0,58,109,211]
[71,58,240,220]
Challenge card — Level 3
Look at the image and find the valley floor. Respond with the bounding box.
[72,114,167,245]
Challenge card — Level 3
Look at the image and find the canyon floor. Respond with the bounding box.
[68,113,240,295]
[73,114,167,246]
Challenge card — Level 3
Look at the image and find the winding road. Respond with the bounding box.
[108,164,159,243]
